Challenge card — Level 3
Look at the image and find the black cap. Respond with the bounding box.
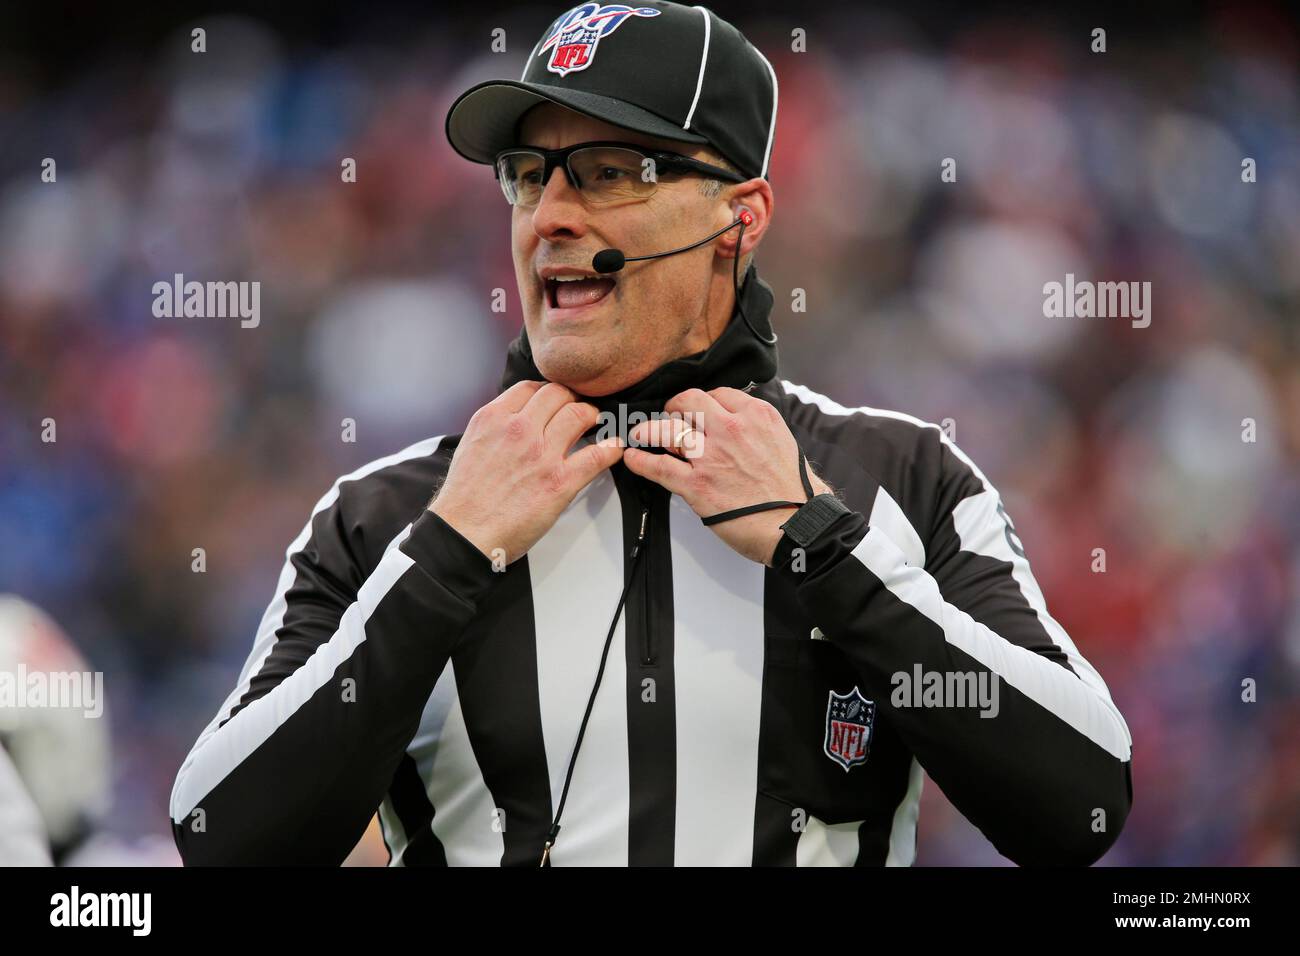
[445,1,779,181]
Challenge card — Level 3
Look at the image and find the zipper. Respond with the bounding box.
[615,464,661,668]
[633,496,655,667]
[630,507,649,559]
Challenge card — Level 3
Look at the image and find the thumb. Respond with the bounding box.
[567,435,625,488]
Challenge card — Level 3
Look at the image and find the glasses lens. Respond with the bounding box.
[569,147,656,203]
[497,151,546,205]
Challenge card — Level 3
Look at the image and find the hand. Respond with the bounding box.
[622,387,834,566]
[430,381,624,566]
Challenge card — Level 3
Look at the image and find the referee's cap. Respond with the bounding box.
[444,1,779,181]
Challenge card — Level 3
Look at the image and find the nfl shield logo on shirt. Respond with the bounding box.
[537,3,662,76]
[824,687,875,771]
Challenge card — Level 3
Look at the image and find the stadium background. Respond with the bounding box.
[1,0,1297,864]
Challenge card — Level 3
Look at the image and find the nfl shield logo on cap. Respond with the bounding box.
[539,4,662,76]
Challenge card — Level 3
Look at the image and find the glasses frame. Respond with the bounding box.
[493,140,748,207]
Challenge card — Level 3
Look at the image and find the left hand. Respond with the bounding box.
[623,387,834,566]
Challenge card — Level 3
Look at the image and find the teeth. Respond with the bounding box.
[553,276,591,282]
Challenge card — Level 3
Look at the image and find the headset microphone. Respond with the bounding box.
[590,209,777,345]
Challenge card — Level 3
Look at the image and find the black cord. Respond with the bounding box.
[700,446,815,526]
[540,508,649,866]
[735,215,778,345]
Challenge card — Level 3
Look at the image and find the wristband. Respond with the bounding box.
[777,493,853,548]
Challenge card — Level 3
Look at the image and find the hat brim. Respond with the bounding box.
[445,78,709,166]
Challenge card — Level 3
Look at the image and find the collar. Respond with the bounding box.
[498,261,780,420]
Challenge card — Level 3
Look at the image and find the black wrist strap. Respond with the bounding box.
[777,492,853,548]
[701,447,816,527]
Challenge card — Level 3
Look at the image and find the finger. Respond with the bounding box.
[664,387,728,425]
[628,417,706,460]
[520,381,578,428]
[623,446,694,496]
[707,386,754,414]
[563,435,625,490]
[627,416,693,449]
[494,378,548,414]
[545,401,602,452]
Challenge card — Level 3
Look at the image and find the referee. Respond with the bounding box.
[171,0,1133,866]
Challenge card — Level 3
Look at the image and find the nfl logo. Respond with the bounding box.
[538,3,662,77]
[824,687,875,771]
[547,18,600,75]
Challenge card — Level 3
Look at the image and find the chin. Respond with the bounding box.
[533,342,613,395]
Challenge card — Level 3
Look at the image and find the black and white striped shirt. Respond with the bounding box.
[170,265,1133,866]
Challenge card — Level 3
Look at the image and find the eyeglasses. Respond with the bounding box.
[494,140,747,207]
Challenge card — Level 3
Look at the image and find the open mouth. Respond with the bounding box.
[544,275,618,310]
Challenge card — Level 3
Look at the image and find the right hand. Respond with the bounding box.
[429,380,623,566]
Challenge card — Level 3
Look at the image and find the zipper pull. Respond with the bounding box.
[540,821,560,867]
[629,507,649,558]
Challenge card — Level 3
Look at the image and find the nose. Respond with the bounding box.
[531,164,589,241]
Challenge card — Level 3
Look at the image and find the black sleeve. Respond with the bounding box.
[169,496,499,865]
[772,433,1134,866]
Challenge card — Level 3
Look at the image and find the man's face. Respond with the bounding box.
[512,102,733,397]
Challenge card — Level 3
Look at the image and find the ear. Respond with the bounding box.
[720,178,773,261]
